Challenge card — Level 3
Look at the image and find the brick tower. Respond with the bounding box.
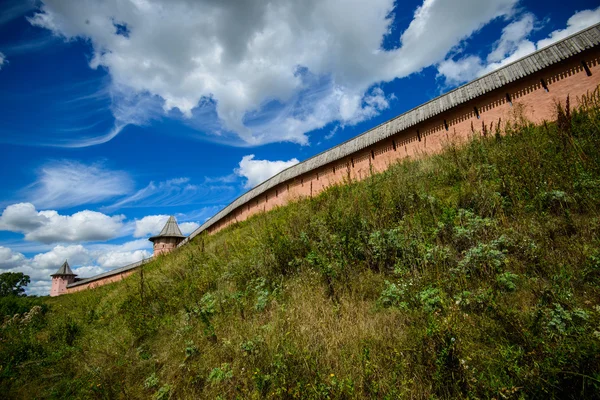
[50,260,77,297]
[149,216,186,256]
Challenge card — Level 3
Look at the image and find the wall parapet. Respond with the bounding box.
[181,23,600,245]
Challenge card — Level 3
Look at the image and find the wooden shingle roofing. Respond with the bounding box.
[149,216,186,242]
[51,260,75,277]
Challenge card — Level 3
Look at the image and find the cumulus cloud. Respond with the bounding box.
[96,249,150,268]
[180,222,199,235]
[29,0,518,146]
[30,244,91,269]
[0,246,26,269]
[437,7,600,86]
[21,160,132,209]
[235,155,299,189]
[0,203,125,244]
[133,215,171,238]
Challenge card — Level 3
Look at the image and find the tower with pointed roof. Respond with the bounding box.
[50,260,77,297]
[149,216,186,256]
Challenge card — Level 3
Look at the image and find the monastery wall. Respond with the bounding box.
[66,269,137,294]
[56,24,600,296]
[203,46,600,236]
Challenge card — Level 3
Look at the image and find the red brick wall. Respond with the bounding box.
[66,270,137,294]
[153,237,184,256]
[208,48,600,235]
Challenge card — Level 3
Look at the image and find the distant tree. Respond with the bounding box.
[0,272,31,297]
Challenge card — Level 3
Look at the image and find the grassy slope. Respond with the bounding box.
[3,93,600,399]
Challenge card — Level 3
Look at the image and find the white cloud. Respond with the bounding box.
[96,249,150,268]
[0,246,26,269]
[536,7,600,49]
[133,215,170,238]
[180,222,199,235]
[437,7,600,86]
[437,56,485,87]
[0,52,6,70]
[487,13,536,63]
[235,155,299,189]
[30,244,91,269]
[29,0,518,147]
[0,203,125,244]
[22,160,132,209]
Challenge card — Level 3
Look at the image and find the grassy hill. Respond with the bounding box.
[2,92,600,399]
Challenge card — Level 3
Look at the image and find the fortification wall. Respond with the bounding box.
[202,46,600,236]
[66,269,137,294]
[56,25,600,296]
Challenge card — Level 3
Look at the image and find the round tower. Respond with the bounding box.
[50,260,77,297]
[149,216,186,256]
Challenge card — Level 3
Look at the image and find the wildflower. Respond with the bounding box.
[330,373,335,377]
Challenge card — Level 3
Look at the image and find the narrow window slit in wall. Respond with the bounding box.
[371,150,375,159]
[444,120,449,131]
[392,139,397,151]
[301,178,304,186]
[416,129,421,141]
[351,157,354,168]
[540,78,549,92]
[474,106,480,119]
[316,172,319,180]
[333,165,336,173]
[582,60,592,76]
[506,93,512,106]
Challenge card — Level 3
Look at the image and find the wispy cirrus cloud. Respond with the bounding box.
[104,177,236,211]
[4,159,235,213]
[0,0,35,27]
[19,160,132,209]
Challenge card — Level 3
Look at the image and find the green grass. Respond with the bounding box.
[3,90,600,399]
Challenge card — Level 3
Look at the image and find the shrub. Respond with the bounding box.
[377,280,408,309]
[496,271,519,292]
[419,287,444,313]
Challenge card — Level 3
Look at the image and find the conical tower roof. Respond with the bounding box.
[51,260,76,276]
[149,216,186,242]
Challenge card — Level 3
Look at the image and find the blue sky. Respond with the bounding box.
[0,0,599,295]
